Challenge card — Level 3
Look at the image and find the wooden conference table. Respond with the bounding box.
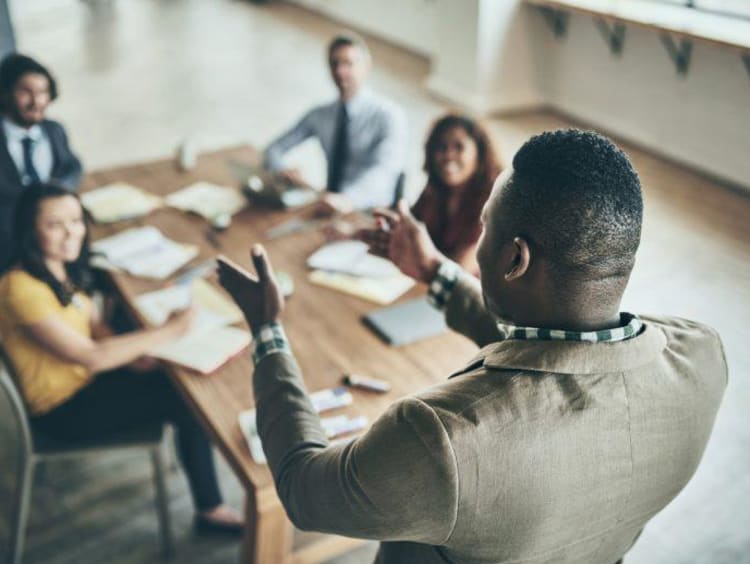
[82,146,478,564]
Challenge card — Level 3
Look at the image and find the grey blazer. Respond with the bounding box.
[0,119,82,271]
[254,271,727,563]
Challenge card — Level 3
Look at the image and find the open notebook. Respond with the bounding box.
[306,241,414,304]
[134,279,250,374]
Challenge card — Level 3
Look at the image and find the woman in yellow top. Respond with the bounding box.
[0,183,242,533]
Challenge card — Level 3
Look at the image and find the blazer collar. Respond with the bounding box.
[450,321,667,377]
[0,120,21,184]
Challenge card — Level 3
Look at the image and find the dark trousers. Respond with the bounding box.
[34,368,223,511]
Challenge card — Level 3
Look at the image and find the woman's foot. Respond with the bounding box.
[194,505,244,535]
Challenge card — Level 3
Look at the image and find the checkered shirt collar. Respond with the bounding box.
[496,313,643,343]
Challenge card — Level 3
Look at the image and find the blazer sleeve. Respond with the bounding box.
[253,351,459,543]
[444,270,503,347]
[48,121,83,190]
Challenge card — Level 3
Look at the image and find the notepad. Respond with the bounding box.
[308,270,414,305]
[91,226,198,280]
[151,325,251,374]
[81,182,162,223]
[165,182,247,221]
[134,278,243,327]
[363,297,448,346]
[307,240,401,278]
[134,278,249,374]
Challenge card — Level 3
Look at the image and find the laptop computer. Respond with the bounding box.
[227,160,318,209]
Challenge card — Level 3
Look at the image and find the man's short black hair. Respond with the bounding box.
[501,129,643,281]
[0,53,58,112]
[328,32,370,62]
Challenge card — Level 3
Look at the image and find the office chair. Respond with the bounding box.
[0,352,175,564]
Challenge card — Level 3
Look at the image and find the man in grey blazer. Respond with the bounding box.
[0,53,82,271]
[219,130,727,563]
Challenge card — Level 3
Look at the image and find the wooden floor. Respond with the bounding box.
[11,1,750,563]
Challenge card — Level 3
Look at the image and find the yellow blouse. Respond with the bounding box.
[0,269,95,415]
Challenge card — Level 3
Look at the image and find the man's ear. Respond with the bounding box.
[505,237,531,281]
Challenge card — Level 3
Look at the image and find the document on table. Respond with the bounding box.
[165,181,247,221]
[307,240,401,278]
[134,278,243,327]
[135,278,249,374]
[238,388,359,464]
[151,325,251,374]
[91,226,198,280]
[308,270,414,305]
[81,182,163,223]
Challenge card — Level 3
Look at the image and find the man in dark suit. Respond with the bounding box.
[0,53,82,271]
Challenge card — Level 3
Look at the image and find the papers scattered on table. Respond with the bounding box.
[134,278,243,327]
[307,241,401,278]
[265,216,324,240]
[238,394,364,465]
[152,325,250,374]
[91,226,198,280]
[306,241,414,304]
[81,182,162,223]
[134,278,249,374]
[165,182,246,221]
[308,270,414,305]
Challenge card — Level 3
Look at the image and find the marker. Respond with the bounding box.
[343,374,391,393]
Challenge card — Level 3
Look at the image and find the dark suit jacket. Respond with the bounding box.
[0,119,82,271]
[253,271,727,563]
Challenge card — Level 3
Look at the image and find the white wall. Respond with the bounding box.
[289,0,437,56]
[533,9,750,191]
[288,0,750,191]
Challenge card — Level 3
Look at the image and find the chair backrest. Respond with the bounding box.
[0,351,33,563]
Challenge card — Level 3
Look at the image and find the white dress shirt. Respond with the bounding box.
[3,117,54,185]
[263,88,407,209]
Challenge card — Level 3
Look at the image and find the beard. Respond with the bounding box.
[7,104,44,128]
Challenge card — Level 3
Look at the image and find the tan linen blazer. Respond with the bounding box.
[254,272,727,563]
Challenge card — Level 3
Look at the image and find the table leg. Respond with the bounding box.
[240,488,293,564]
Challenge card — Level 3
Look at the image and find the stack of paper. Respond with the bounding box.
[150,326,250,374]
[134,278,250,374]
[81,182,162,223]
[238,387,359,464]
[165,182,246,221]
[91,226,198,280]
[307,241,414,304]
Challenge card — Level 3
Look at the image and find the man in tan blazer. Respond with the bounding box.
[219,129,727,563]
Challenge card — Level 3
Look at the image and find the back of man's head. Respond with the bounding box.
[501,129,642,287]
[0,53,58,111]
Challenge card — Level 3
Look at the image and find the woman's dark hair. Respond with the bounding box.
[12,183,93,306]
[0,53,58,112]
[416,114,502,256]
[423,113,501,193]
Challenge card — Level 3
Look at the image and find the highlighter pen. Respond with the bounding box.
[343,374,392,393]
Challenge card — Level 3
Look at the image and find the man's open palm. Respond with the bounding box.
[217,245,284,331]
